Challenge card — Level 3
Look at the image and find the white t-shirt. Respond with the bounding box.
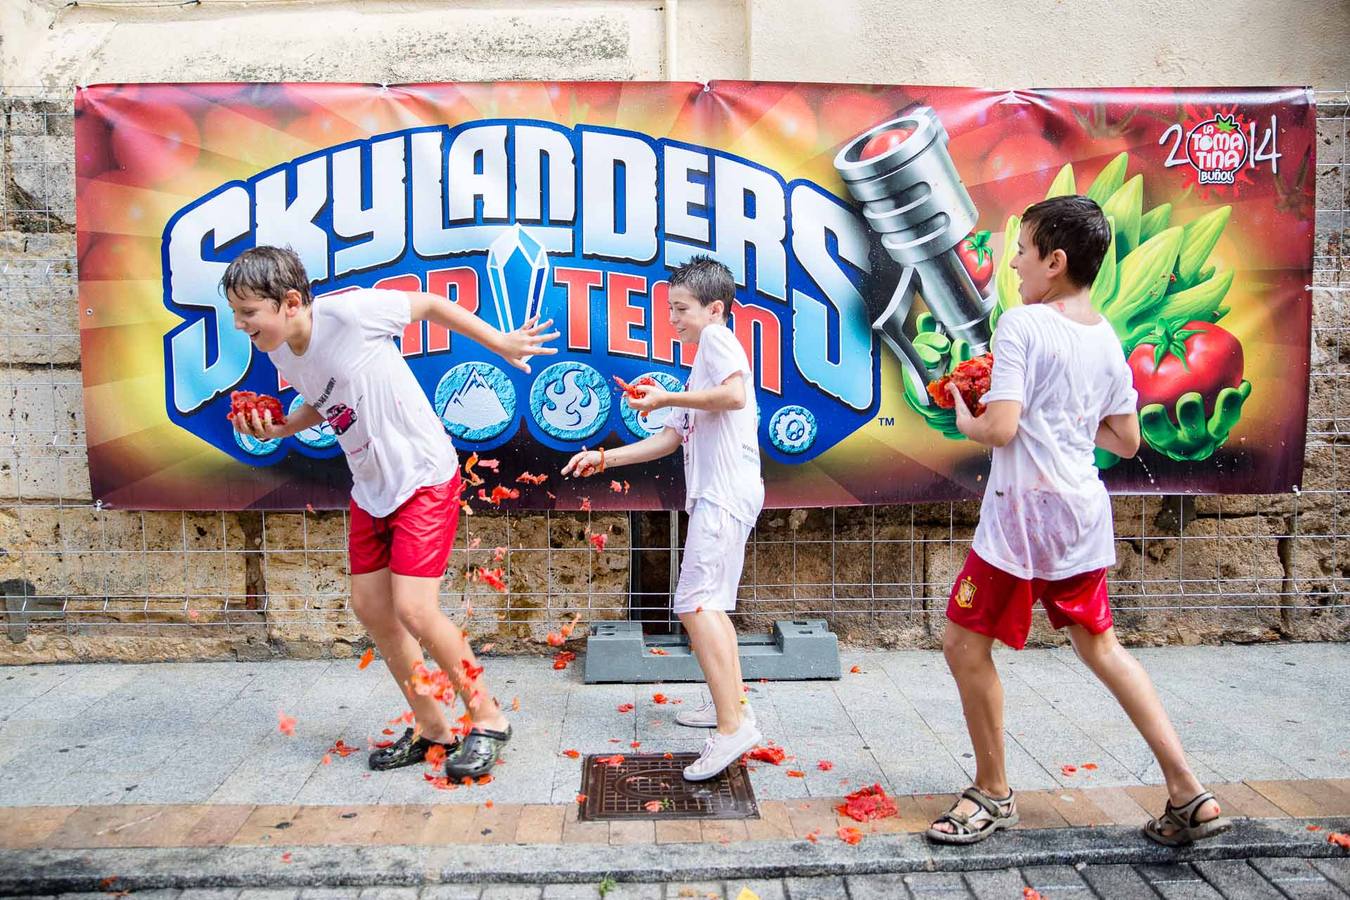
[269,289,458,518]
[668,322,765,527]
[972,303,1138,581]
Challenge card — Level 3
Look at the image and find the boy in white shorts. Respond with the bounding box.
[562,255,765,780]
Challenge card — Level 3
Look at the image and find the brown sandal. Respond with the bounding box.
[1143,790,1231,847]
[925,786,1019,845]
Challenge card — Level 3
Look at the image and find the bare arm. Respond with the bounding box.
[629,372,746,415]
[561,427,683,478]
[949,384,1021,448]
[1095,411,1141,458]
[405,291,559,373]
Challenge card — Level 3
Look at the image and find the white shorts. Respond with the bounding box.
[672,500,752,615]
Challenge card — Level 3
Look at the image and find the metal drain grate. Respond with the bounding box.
[578,753,759,822]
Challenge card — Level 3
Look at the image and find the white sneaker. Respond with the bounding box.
[675,697,756,729]
[682,720,762,781]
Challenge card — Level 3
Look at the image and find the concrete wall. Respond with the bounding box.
[4,0,1347,88]
[0,0,1347,662]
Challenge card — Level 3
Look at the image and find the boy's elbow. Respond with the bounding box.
[1118,435,1142,459]
[990,422,1019,447]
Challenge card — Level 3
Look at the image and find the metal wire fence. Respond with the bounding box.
[0,87,1346,652]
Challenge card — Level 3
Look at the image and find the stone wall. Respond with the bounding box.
[0,0,1347,661]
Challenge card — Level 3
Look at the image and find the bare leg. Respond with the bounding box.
[1067,625,1220,833]
[390,573,508,732]
[350,569,457,743]
[679,609,744,735]
[715,611,747,710]
[932,621,1009,833]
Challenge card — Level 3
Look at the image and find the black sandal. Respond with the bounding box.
[445,724,512,779]
[368,727,460,771]
[1143,790,1231,847]
[925,786,1019,845]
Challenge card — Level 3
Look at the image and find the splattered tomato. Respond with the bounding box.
[227,391,287,426]
[928,353,994,415]
[956,231,994,292]
[836,783,898,822]
[1127,320,1244,417]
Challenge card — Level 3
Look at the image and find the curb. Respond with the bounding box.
[2,816,1347,895]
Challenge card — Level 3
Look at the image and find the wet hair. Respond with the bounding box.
[221,246,313,307]
[668,254,735,309]
[1020,195,1112,288]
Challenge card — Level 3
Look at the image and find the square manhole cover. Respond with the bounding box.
[578,752,758,821]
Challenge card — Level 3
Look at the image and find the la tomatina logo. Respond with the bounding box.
[161,121,881,466]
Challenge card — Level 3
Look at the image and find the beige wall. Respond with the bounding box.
[4,0,1346,90]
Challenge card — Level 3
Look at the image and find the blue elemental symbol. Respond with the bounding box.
[768,404,817,455]
[486,224,550,333]
[435,362,517,442]
[530,361,610,442]
[619,371,684,438]
[234,428,280,457]
[287,395,337,449]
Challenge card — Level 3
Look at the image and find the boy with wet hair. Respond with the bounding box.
[225,245,557,780]
[926,196,1228,847]
[563,254,765,781]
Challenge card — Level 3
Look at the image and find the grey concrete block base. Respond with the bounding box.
[583,620,840,683]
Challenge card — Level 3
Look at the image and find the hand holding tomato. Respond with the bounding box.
[228,390,289,440]
[626,381,670,415]
[614,375,659,418]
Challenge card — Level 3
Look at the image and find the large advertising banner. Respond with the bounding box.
[74,83,1314,510]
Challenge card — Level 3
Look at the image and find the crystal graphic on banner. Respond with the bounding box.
[531,361,610,442]
[486,224,550,333]
[435,362,517,442]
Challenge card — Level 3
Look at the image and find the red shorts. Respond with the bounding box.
[349,475,462,578]
[945,551,1112,650]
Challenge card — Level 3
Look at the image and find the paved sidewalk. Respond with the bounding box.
[2,643,1348,894]
[3,643,1346,809]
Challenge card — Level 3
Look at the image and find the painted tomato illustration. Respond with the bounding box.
[1127,320,1244,416]
[981,133,1060,182]
[859,124,916,160]
[956,230,994,291]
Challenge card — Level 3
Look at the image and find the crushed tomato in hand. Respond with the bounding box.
[227,390,287,426]
[927,353,994,415]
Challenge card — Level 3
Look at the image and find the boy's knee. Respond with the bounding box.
[1071,627,1119,665]
[391,598,431,639]
[350,590,384,626]
[942,626,989,672]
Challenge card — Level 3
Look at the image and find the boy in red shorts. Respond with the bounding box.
[226,246,557,779]
[926,197,1229,847]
